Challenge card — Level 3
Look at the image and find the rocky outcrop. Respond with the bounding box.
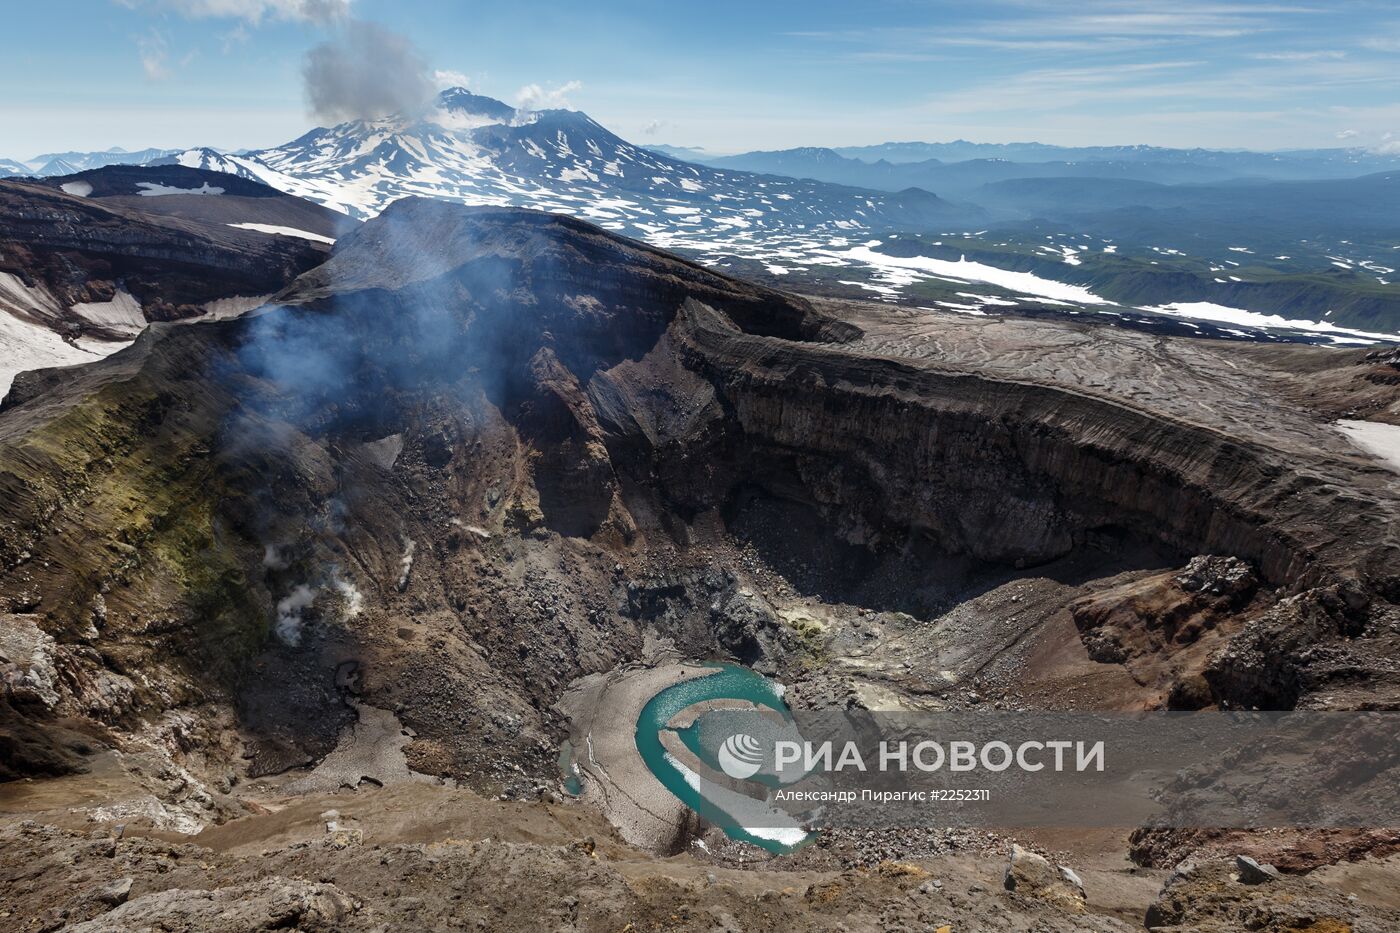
[1069,556,1262,707]
[520,347,627,539]
[0,811,1143,933]
[1205,580,1393,709]
[1129,824,1400,874]
[0,167,343,387]
[68,878,361,932]
[1145,855,1400,931]
[0,179,327,324]
[1003,844,1088,913]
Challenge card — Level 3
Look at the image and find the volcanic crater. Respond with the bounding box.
[3,197,1400,931]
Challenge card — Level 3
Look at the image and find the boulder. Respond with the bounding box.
[1003,843,1087,912]
[1233,854,1279,885]
[1174,556,1258,603]
[93,877,132,907]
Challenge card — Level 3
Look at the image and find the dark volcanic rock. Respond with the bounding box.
[1175,555,1258,601]
[39,165,289,201]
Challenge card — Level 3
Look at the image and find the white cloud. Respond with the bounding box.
[642,119,666,136]
[1251,50,1346,61]
[433,69,471,91]
[515,80,582,112]
[1360,36,1400,53]
[122,0,350,23]
[221,23,251,52]
[138,30,170,80]
[790,3,1332,57]
[1337,128,1359,139]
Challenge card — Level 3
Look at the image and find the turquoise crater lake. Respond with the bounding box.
[633,664,814,854]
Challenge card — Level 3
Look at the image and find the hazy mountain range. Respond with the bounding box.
[0,146,185,178]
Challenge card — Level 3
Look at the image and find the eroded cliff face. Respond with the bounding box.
[0,200,1396,808]
[663,299,1399,589]
[0,166,343,374]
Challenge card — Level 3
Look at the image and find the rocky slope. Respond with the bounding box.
[1,200,1398,929]
[35,164,346,243]
[0,166,348,398]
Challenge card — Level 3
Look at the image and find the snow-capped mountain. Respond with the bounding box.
[3,147,185,177]
[170,88,979,256]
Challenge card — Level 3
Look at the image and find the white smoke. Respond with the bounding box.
[450,517,492,541]
[262,543,290,570]
[513,80,582,122]
[132,0,349,24]
[303,19,434,123]
[396,539,416,592]
[275,584,318,646]
[433,69,472,91]
[330,569,364,617]
[430,102,505,133]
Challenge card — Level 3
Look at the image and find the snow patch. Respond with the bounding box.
[1140,301,1400,344]
[1336,420,1400,473]
[71,288,146,336]
[226,222,335,245]
[137,181,225,196]
[839,246,1107,305]
[0,276,134,400]
[195,294,274,321]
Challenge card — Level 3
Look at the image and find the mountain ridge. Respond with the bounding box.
[165,87,983,242]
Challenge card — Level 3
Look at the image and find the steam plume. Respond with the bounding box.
[514,80,582,119]
[303,19,433,123]
[396,538,416,591]
[275,584,318,645]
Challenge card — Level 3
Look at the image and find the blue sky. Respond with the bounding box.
[3,1,1399,158]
